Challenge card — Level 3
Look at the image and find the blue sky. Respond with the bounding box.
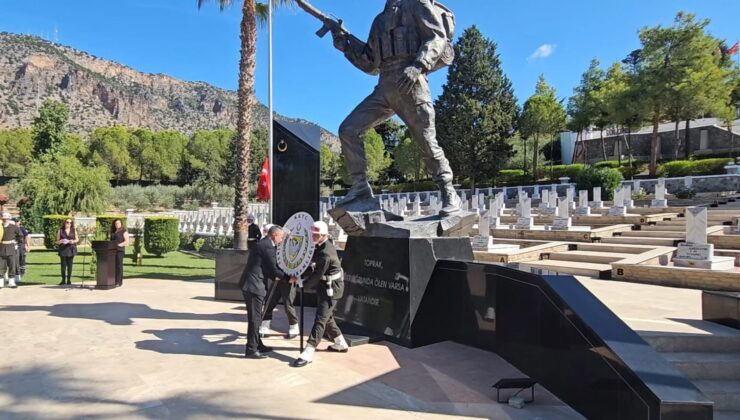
[1,0,739,133]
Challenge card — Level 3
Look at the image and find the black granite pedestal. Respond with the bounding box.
[335,235,474,347]
[214,249,249,302]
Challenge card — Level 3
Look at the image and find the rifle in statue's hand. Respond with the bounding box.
[294,0,362,46]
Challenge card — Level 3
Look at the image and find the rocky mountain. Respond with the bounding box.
[0,32,339,147]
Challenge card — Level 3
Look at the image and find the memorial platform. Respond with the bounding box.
[0,278,580,419]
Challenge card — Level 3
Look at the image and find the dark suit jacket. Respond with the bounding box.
[239,237,286,296]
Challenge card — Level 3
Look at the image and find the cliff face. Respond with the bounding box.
[0,32,338,147]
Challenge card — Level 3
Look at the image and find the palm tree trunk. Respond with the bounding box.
[233,0,258,250]
[649,108,660,176]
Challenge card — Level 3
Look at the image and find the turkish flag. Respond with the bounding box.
[728,42,739,56]
[257,158,271,202]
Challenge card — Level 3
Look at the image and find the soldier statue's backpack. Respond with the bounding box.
[431,1,456,72]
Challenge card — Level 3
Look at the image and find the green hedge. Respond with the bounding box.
[497,169,527,185]
[657,158,733,177]
[549,164,586,181]
[593,161,621,169]
[96,215,127,241]
[383,181,437,193]
[575,167,624,201]
[144,216,180,257]
[42,215,68,250]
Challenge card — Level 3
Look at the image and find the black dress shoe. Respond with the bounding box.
[59,280,66,286]
[245,350,268,359]
[258,345,273,353]
[292,358,311,367]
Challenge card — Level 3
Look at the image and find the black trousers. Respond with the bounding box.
[17,250,25,275]
[308,296,342,348]
[243,290,266,353]
[0,254,15,277]
[115,251,124,285]
[59,256,74,281]
[262,280,298,325]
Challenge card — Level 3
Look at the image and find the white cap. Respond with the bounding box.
[1,212,11,220]
[247,214,255,221]
[311,221,329,236]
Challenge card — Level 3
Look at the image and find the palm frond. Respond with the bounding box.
[196,0,236,11]
[256,0,295,25]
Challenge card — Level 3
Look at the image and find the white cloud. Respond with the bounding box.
[528,44,557,61]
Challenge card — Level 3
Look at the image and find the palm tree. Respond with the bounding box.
[197,0,293,249]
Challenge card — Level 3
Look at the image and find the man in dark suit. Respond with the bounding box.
[239,225,287,359]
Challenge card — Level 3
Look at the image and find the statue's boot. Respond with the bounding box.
[439,183,462,217]
[335,178,374,208]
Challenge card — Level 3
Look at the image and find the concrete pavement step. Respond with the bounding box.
[716,410,740,420]
[642,334,740,353]
[575,243,651,254]
[547,251,634,264]
[692,380,740,411]
[661,352,740,380]
[640,225,687,232]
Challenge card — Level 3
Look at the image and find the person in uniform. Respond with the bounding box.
[0,212,22,289]
[293,221,349,367]
[247,214,262,249]
[13,218,30,284]
[239,225,288,359]
[330,0,461,216]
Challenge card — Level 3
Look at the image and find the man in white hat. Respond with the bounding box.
[0,212,22,289]
[293,220,349,367]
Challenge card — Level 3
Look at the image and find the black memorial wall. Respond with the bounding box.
[416,261,713,420]
[272,120,320,227]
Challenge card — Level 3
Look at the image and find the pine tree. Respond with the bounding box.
[519,76,566,182]
[435,26,518,191]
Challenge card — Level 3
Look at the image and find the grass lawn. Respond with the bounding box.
[22,246,216,286]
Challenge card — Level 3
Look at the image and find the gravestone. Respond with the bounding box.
[674,207,733,270]
[471,211,494,251]
[576,190,591,216]
[623,185,634,208]
[590,187,604,209]
[651,179,668,208]
[515,198,534,229]
[539,189,550,210]
[533,184,541,200]
[551,198,572,230]
[543,192,558,216]
[608,188,627,216]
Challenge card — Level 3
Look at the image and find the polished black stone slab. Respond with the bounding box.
[335,235,474,347]
[214,249,249,302]
[703,291,740,329]
[272,120,320,227]
[415,261,712,420]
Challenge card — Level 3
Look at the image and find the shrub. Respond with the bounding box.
[691,158,734,175]
[144,217,180,257]
[575,167,624,201]
[619,162,647,179]
[202,235,233,252]
[633,188,648,200]
[657,158,733,177]
[42,215,68,250]
[179,231,195,250]
[497,169,526,185]
[673,186,697,199]
[382,181,438,193]
[20,204,44,234]
[193,238,205,252]
[96,215,127,240]
[549,164,586,181]
[593,161,620,169]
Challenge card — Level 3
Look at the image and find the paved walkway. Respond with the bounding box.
[0,279,578,419]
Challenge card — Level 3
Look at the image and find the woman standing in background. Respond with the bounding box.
[110,219,129,287]
[56,218,78,286]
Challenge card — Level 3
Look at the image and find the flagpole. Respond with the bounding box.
[268,0,274,224]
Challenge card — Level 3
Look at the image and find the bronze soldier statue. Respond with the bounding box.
[299,0,461,216]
